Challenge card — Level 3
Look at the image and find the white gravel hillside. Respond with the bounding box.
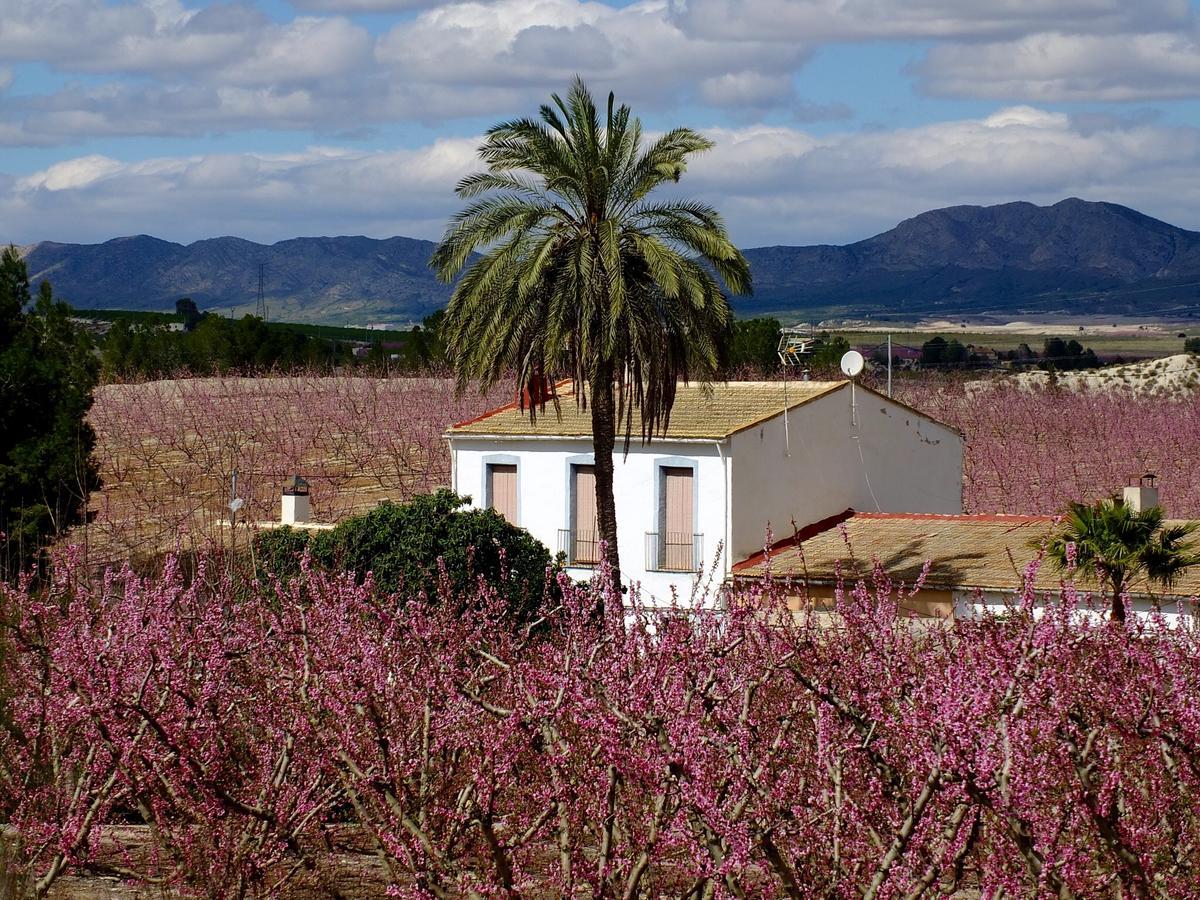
[977,354,1200,396]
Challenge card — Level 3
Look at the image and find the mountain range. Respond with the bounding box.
[18,198,1200,324]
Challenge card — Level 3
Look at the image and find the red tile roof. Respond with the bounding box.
[732,511,1200,598]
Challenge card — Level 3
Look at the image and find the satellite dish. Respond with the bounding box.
[839,350,865,379]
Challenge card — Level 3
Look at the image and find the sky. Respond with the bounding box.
[3,0,1200,248]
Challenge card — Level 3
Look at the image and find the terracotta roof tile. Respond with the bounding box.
[447,381,846,440]
[733,512,1200,598]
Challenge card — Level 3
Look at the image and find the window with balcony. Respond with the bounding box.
[560,463,599,566]
[646,465,701,572]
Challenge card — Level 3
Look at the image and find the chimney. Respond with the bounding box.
[1123,473,1160,513]
[514,371,553,409]
[281,474,311,525]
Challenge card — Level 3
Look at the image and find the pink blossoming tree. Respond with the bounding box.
[3,551,1200,897]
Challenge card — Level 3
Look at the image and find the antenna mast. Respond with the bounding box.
[255,262,267,320]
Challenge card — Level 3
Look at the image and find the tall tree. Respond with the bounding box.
[1043,496,1199,622]
[432,79,750,581]
[0,246,100,579]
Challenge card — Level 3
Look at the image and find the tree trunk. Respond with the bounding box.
[1111,574,1127,624]
[590,364,621,588]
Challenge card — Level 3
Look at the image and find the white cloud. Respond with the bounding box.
[698,71,795,109]
[671,0,1190,42]
[0,0,372,85]
[5,0,1200,145]
[289,0,454,8]
[7,108,1200,248]
[375,0,810,106]
[2,141,481,245]
[916,30,1200,101]
[16,155,125,191]
[0,0,809,141]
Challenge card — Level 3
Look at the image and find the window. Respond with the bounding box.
[569,464,599,565]
[660,466,694,571]
[486,463,518,524]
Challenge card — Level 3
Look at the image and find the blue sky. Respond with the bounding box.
[3,0,1200,247]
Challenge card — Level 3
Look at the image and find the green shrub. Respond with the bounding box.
[253,525,312,583]
[254,490,558,622]
[1185,336,1200,354]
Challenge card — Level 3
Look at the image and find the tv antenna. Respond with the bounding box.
[777,323,816,368]
[255,262,267,320]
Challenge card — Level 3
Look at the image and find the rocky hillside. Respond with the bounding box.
[18,199,1200,323]
[1003,353,1200,396]
[742,198,1200,316]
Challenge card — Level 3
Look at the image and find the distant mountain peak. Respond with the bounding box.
[743,198,1200,316]
[23,233,446,325]
[21,199,1200,322]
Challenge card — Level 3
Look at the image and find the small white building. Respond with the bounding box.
[446,380,963,603]
[731,507,1200,625]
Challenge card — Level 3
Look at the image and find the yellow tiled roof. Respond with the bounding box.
[447,381,845,440]
[733,512,1200,598]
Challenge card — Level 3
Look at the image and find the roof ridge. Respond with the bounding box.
[856,512,1054,522]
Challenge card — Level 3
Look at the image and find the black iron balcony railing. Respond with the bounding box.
[645,532,703,573]
[558,528,601,567]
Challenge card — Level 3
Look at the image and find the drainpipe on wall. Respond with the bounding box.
[715,439,731,590]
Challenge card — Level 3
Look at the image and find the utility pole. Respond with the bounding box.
[255,263,267,320]
[886,333,893,398]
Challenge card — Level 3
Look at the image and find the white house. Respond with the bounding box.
[446,380,963,604]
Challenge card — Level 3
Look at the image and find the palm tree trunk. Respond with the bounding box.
[590,364,621,587]
[1111,574,1127,624]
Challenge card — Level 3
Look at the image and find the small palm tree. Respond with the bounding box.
[1043,497,1200,622]
[432,78,751,581]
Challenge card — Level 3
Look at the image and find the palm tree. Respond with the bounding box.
[432,78,751,581]
[1043,497,1200,622]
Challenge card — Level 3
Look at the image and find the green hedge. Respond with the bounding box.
[255,490,559,622]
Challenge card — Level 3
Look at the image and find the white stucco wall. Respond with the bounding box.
[449,436,731,605]
[728,384,963,564]
[953,589,1196,627]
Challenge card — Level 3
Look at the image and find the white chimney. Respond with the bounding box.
[281,474,311,525]
[1123,474,1160,513]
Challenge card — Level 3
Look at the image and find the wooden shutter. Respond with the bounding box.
[662,467,694,570]
[488,464,518,524]
[572,465,599,564]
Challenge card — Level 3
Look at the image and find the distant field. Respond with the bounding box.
[76,377,500,568]
[73,308,414,344]
[269,320,413,344]
[823,322,1198,359]
[73,308,181,325]
[845,330,1192,357]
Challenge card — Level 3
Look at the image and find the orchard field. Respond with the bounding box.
[3,552,1199,897]
[76,372,1200,567]
[77,377,501,567]
[2,371,1198,896]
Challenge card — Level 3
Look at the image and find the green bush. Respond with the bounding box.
[253,525,312,583]
[254,490,558,622]
[1185,336,1200,354]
